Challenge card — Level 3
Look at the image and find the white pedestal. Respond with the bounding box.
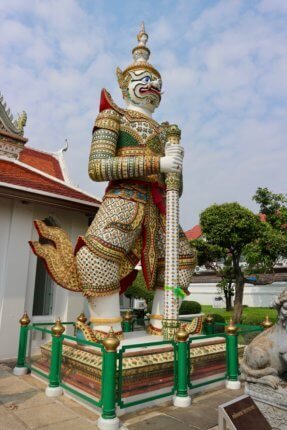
[225,380,241,390]
[97,416,121,430]
[13,366,28,376]
[45,386,63,397]
[173,395,192,407]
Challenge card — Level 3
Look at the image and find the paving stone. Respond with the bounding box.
[0,405,27,429]
[56,395,100,420]
[128,413,197,430]
[13,402,78,429]
[21,374,46,390]
[161,389,244,430]
[0,391,54,410]
[38,417,99,430]
[0,376,36,396]
[164,403,218,429]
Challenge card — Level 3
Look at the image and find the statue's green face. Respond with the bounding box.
[126,69,162,113]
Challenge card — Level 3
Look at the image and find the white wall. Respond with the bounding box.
[187,282,287,308]
[0,197,89,360]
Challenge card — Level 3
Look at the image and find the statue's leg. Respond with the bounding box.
[76,197,144,337]
[87,292,122,334]
[149,222,196,335]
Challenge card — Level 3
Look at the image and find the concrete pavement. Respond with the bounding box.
[0,362,243,429]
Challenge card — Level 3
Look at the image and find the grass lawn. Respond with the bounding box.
[201,305,277,325]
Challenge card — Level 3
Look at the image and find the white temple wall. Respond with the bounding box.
[0,197,89,360]
[187,282,287,309]
[0,199,34,359]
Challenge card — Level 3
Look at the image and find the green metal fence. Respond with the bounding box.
[16,315,265,418]
[188,332,227,390]
[117,340,177,409]
[26,322,103,408]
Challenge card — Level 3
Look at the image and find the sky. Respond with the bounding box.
[1,0,287,229]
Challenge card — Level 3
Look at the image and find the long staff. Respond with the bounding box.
[163,124,182,340]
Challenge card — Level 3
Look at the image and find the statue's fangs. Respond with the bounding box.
[30,23,196,340]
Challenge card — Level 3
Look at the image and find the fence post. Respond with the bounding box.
[45,318,65,397]
[262,315,273,330]
[13,312,31,376]
[173,327,191,407]
[225,319,241,390]
[204,314,215,335]
[122,309,133,332]
[98,328,120,430]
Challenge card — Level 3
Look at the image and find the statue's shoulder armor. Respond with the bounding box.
[159,121,170,143]
[93,89,123,134]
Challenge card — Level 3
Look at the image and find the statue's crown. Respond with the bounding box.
[117,23,161,91]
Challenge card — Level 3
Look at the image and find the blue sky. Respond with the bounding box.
[1,0,287,229]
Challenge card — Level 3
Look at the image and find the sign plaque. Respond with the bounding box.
[218,395,271,430]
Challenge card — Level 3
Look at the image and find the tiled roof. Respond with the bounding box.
[185,224,202,240]
[19,147,64,180]
[0,159,100,206]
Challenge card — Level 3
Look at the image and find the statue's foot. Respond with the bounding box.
[90,319,123,341]
[146,312,163,335]
[76,321,124,342]
[92,327,124,341]
[259,375,281,389]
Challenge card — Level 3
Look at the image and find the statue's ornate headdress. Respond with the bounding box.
[116,23,161,94]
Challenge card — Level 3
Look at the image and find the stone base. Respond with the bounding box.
[13,366,28,376]
[97,416,126,430]
[173,395,192,407]
[225,380,241,390]
[45,386,63,397]
[245,382,287,429]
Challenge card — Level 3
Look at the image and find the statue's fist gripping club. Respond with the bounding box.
[160,142,184,173]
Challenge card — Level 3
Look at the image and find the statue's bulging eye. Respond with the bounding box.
[143,76,151,83]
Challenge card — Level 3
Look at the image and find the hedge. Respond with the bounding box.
[179,300,201,315]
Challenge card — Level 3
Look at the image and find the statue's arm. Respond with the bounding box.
[88,109,161,182]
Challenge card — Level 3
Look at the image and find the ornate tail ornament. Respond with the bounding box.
[163,125,182,340]
[29,220,81,292]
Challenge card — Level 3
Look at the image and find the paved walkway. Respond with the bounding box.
[0,363,243,429]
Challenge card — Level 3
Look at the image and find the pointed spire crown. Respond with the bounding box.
[117,23,161,91]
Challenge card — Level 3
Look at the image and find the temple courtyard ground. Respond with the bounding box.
[0,362,243,430]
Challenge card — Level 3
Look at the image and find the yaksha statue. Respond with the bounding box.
[30,24,196,340]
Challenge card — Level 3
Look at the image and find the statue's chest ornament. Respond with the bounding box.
[120,115,165,153]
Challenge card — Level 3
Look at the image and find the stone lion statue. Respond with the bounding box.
[240,287,287,389]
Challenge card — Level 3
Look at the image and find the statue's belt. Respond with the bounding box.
[106,180,166,215]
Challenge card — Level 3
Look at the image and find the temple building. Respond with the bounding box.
[0,94,101,360]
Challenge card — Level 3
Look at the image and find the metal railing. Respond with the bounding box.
[14,313,266,427]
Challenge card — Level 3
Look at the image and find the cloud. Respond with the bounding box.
[0,0,286,230]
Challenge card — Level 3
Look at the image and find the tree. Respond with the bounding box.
[191,239,235,311]
[125,270,154,309]
[253,187,287,232]
[244,188,287,273]
[192,239,224,271]
[200,203,261,323]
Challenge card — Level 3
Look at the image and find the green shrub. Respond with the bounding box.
[125,271,154,304]
[210,313,226,333]
[179,300,201,315]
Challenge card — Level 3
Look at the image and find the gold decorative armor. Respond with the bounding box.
[75,90,196,297]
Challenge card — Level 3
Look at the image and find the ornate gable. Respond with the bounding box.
[0,93,28,159]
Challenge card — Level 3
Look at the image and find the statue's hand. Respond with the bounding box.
[160,142,184,173]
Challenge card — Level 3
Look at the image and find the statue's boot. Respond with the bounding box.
[29,220,81,292]
[148,289,165,335]
[86,294,123,340]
